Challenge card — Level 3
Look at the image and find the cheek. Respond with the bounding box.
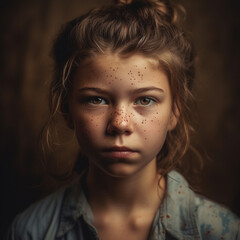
[139,112,171,143]
[73,112,105,142]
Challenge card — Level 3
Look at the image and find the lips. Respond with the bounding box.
[106,146,134,151]
[103,146,136,158]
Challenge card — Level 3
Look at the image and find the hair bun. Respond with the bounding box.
[155,0,185,25]
[115,0,183,25]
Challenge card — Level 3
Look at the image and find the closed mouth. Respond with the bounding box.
[103,146,135,152]
[102,146,137,159]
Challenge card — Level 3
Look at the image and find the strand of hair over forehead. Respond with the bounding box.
[66,0,186,66]
[52,0,187,72]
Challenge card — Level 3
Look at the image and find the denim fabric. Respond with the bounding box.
[5,171,240,240]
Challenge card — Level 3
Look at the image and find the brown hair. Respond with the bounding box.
[43,0,200,180]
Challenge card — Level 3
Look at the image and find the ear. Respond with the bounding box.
[168,103,179,131]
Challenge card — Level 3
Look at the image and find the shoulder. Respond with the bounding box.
[5,185,67,240]
[194,195,240,239]
[165,171,240,239]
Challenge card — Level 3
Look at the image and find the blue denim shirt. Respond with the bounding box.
[5,171,240,239]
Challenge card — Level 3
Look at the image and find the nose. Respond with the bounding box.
[106,106,133,135]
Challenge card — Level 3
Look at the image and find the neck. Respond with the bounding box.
[86,160,165,213]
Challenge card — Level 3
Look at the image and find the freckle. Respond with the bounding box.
[144,137,147,140]
[144,67,147,69]
[110,75,112,77]
[131,83,133,85]
[178,191,181,194]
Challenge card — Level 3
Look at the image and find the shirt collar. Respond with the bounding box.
[56,170,200,239]
[156,171,200,239]
[56,173,95,238]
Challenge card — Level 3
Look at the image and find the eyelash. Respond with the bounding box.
[135,97,157,106]
[83,96,157,106]
[86,96,108,105]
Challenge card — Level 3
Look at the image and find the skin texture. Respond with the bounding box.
[69,54,177,178]
[68,53,177,240]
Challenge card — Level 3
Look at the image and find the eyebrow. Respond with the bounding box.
[133,87,164,94]
[78,87,164,94]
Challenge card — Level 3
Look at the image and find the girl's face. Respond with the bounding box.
[69,54,177,178]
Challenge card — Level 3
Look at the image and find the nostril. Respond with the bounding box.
[106,108,132,135]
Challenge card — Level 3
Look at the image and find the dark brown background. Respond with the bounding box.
[0,0,240,237]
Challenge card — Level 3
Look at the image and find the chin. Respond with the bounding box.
[99,162,140,179]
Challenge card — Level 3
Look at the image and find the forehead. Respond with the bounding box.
[80,53,155,68]
[72,53,169,90]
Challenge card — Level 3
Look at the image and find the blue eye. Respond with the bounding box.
[135,97,156,106]
[88,97,107,105]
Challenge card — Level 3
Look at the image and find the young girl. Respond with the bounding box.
[6,0,239,239]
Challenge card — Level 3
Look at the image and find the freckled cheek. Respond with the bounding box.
[139,117,169,141]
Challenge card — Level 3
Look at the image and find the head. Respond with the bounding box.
[45,0,196,178]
